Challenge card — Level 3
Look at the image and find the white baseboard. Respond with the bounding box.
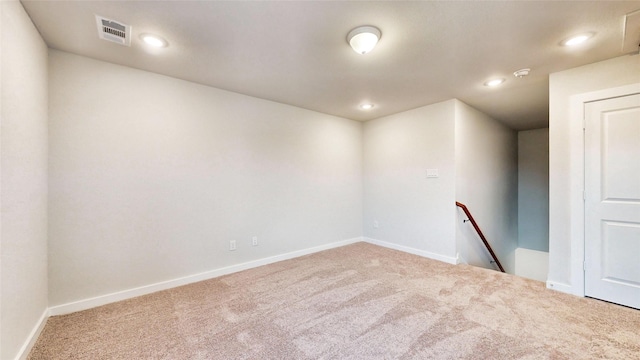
[49,237,363,316]
[363,237,458,265]
[16,308,49,360]
[546,280,575,295]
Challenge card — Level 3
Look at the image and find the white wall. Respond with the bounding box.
[514,247,548,282]
[549,54,640,289]
[0,1,49,359]
[48,50,363,307]
[454,100,518,273]
[518,128,549,252]
[363,100,457,261]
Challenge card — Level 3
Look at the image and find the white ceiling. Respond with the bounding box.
[21,1,640,130]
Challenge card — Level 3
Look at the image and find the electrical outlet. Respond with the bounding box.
[373,220,379,228]
[252,236,258,246]
[229,240,236,251]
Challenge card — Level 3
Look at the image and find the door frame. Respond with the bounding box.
[568,83,640,297]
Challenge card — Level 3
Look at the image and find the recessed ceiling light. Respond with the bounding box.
[484,78,505,87]
[140,33,168,48]
[360,103,375,110]
[561,33,593,47]
[347,26,381,55]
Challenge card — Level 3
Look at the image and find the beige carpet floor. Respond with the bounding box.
[28,243,640,359]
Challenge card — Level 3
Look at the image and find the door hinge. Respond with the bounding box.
[583,261,587,271]
[583,191,586,201]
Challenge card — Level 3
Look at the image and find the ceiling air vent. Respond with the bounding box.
[95,15,131,46]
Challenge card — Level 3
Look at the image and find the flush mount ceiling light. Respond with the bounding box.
[360,103,375,110]
[484,78,505,87]
[347,26,381,54]
[561,33,594,47]
[140,33,168,48]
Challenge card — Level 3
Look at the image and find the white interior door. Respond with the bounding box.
[584,93,640,309]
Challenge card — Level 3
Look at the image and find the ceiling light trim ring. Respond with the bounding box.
[140,33,168,48]
[484,78,505,87]
[561,32,594,47]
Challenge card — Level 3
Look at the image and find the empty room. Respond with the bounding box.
[2,1,640,359]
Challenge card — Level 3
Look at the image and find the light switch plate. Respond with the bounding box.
[426,169,439,178]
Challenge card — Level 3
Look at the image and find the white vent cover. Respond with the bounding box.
[95,15,131,46]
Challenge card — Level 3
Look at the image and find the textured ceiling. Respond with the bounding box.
[21,1,640,130]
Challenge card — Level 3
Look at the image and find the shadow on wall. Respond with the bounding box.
[456,207,507,273]
[518,128,549,252]
[515,128,550,282]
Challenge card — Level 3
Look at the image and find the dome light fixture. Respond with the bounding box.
[484,78,506,87]
[360,103,375,110]
[347,26,381,55]
[140,33,168,48]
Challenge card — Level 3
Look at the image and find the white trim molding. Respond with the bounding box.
[546,280,574,295]
[49,237,363,316]
[363,237,458,265]
[567,83,640,298]
[16,308,49,360]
